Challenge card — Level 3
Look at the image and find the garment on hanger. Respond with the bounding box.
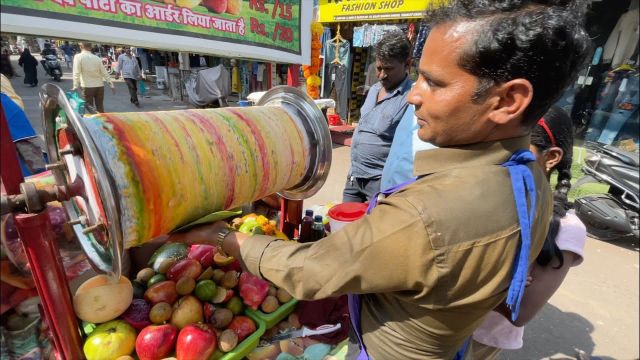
[322,39,351,98]
[328,62,350,120]
[586,69,639,143]
[603,10,639,67]
[413,23,430,59]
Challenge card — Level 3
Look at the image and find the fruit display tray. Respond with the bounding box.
[220,312,266,360]
[245,298,298,329]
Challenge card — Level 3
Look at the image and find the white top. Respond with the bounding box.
[72,50,113,89]
[472,211,587,349]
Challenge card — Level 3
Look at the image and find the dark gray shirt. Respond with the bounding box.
[350,76,413,179]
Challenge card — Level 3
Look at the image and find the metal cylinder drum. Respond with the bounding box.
[41,85,331,278]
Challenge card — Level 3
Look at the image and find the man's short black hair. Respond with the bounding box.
[374,31,411,63]
[425,0,591,126]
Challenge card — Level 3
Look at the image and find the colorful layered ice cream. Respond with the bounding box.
[83,107,309,248]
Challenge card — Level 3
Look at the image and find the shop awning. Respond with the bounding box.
[319,0,440,23]
[0,0,311,64]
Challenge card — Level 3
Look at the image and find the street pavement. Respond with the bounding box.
[6,55,639,360]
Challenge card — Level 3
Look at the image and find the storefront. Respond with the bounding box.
[557,0,639,149]
[317,0,428,123]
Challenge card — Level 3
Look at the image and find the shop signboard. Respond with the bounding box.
[319,0,434,22]
[0,0,310,64]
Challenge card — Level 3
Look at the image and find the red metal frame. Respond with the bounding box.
[2,104,83,359]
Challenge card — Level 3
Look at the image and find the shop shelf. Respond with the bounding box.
[245,298,298,329]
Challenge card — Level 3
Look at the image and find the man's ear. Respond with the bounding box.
[545,147,564,170]
[488,79,533,125]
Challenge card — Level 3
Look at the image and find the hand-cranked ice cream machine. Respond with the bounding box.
[0,84,332,359]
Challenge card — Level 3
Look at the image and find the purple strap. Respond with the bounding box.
[350,178,418,359]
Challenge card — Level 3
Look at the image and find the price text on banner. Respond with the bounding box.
[1,0,302,55]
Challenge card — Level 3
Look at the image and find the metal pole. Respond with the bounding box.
[14,211,84,360]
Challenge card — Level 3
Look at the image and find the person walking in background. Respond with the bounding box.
[60,41,75,70]
[343,31,413,203]
[116,47,141,107]
[72,42,114,113]
[472,106,587,359]
[18,49,38,87]
[1,49,16,78]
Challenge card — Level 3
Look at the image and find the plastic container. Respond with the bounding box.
[237,100,251,107]
[217,313,266,360]
[245,298,298,329]
[327,202,368,233]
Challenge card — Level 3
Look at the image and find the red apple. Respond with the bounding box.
[176,323,217,360]
[202,0,227,14]
[121,299,152,331]
[135,324,178,360]
[188,244,216,268]
[227,316,256,342]
[166,259,202,281]
[144,281,178,305]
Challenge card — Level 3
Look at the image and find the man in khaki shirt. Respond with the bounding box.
[72,42,114,113]
[170,1,590,358]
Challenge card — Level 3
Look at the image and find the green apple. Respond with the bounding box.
[83,320,136,360]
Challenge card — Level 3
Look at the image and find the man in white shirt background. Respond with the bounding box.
[72,42,115,113]
[116,47,142,107]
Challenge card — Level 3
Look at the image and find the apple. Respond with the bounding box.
[83,320,136,360]
[226,0,241,15]
[227,316,256,342]
[202,0,227,14]
[188,244,216,268]
[166,259,202,281]
[176,323,217,360]
[170,295,203,329]
[121,299,152,331]
[144,281,178,305]
[135,324,178,360]
[203,302,216,322]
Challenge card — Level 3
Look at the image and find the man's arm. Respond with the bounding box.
[170,195,434,300]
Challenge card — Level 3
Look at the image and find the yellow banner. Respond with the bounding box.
[319,0,427,22]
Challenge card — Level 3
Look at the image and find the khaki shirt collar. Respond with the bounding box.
[414,135,532,176]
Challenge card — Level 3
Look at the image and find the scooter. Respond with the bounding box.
[42,54,62,81]
[573,141,639,241]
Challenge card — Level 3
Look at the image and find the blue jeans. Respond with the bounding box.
[343,175,381,203]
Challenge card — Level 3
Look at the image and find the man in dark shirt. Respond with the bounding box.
[343,32,413,203]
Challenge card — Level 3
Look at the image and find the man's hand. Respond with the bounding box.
[167,221,228,246]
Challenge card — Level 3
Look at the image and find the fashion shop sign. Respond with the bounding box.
[0,0,311,63]
[319,0,438,22]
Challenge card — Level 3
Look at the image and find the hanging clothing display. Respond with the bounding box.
[329,62,351,121]
[603,10,639,67]
[240,61,250,99]
[412,23,430,59]
[231,64,240,94]
[351,24,406,47]
[585,69,639,144]
[322,38,351,99]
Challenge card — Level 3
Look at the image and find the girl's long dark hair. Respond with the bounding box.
[531,105,574,268]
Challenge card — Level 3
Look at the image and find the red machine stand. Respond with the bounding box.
[1,104,84,359]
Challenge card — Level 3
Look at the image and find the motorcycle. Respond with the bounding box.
[41,54,62,81]
[573,141,639,241]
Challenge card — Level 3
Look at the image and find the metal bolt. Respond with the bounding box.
[82,222,105,235]
[68,216,87,226]
[59,148,74,156]
[45,162,66,171]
